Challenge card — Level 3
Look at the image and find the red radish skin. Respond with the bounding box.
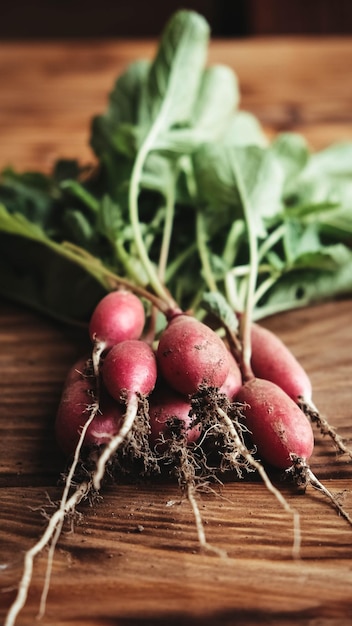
[219,351,242,400]
[89,291,146,375]
[149,387,201,449]
[94,340,158,490]
[55,360,123,455]
[89,290,145,348]
[102,339,157,402]
[236,378,314,470]
[157,315,230,395]
[250,323,312,402]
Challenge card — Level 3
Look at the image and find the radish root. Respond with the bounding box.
[288,455,352,526]
[4,480,92,626]
[300,398,352,461]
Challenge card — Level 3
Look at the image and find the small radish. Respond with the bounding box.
[55,358,123,456]
[94,339,158,489]
[219,351,242,400]
[236,377,352,524]
[157,314,230,395]
[250,323,312,404]
[250,322,352,458]
[89,290,145,375]
[236,377,314,470]
[149,386,201,451]
[102,339,157,402]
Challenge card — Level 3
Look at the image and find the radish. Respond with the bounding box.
[89,290,145,375]
[93,339,158,489]
[236,377,314,470]
[102,339,157,402]
[250,322,352,458]
[236,377,352,524]
[157,314,231,395]
[149,386,201,452]
[56,380,123,456]
[55,356,124,456]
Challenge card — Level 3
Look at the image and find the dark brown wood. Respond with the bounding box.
[1,38,352,626]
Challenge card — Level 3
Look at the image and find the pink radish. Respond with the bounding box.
[89,290,145,375]
[249,322,352,458]
[250,323,312,403]
[102,339,157,402]
[236,377,352,523]
[55,358,123,456]
[157,314,230,395]
[149,386,201,451]
[94,339,158,489]
[236,377,314,470]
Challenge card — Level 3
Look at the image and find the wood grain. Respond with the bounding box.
[1,38,352,625]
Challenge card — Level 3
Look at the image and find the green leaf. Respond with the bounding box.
[224,111,268,148]
[191,65,239,138]
[0,205,106,324]
[193,144,284,236]
[60,180,99,212]
[255,254,352,320]
[201,291,239,332]
[271,132,310,187]
[141,153,176,196]
[140,10,209,131]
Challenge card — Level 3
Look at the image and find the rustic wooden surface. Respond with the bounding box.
[1,37,352,626]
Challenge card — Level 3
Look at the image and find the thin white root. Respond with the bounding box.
[216,405,302,559]
[4,481,91,626]
[303,398,352,461]
[306,467,352,526]
[92,338,106,378]
[37,398,101,619]
[93,394,139,491]
[187,483,227,559]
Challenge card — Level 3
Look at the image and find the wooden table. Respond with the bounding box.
[1,37,352,626]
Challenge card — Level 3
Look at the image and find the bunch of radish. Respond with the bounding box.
[6,287,352,626]
[54,288,352,526]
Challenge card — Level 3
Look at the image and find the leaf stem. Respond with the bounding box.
[196,209,218,292]
[128,111,175,303]
[61,241,179,315]
[231,153,259,380]
[157,176,176,283]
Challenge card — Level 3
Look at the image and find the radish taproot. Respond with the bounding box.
[89,290,146,375]
[250,322,352,458]
[157,314,231,395]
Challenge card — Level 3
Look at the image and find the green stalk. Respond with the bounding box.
[113,238,147,286]
[165,242,197,283]
[231,155,259,380]
[157,176,176,283]
[61,241,178,314]
[196,209,218,293]
[128,117,172,303]
[258,223,285,262]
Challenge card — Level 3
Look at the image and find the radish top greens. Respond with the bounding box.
[1,9,352,325]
